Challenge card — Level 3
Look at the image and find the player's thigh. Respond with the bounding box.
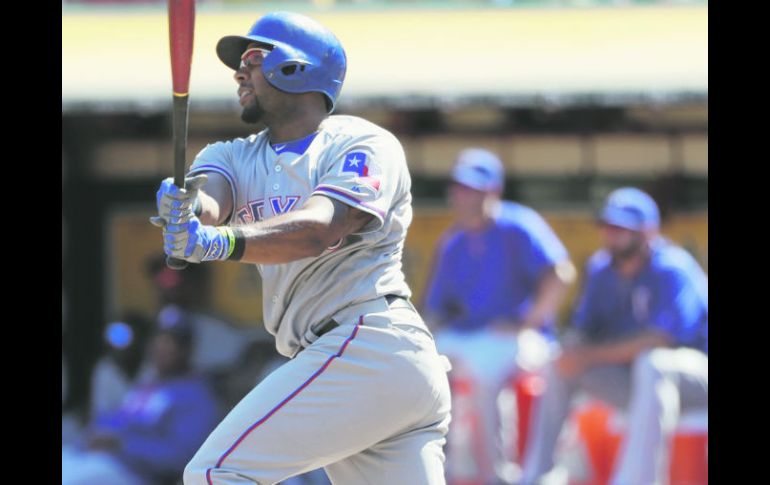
[184,335,354,484]
[187,322,449,483]
[325,412,451,485]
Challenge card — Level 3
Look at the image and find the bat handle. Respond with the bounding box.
[167,95,191,270]
[166,255,189,270]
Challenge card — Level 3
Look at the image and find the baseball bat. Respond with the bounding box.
[166,0,195,270]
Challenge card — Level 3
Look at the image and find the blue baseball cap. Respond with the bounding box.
[156,305,194,345]
[104,321,134,350]
[599,187,660,231]
[451,148,504,193]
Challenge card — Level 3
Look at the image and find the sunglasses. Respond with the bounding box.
[240,47,272,69]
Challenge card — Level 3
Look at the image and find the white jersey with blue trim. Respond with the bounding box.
[188,115,413,357]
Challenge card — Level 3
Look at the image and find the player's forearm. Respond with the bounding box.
[235,209,338,264]
[230,195,371,265]
[578,331,671,366]
[521,261,576,330]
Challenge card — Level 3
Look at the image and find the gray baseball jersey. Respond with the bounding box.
[188,115,413,357]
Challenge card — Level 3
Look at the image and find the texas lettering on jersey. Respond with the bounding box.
[234,195,356,254]
[236,196,301,224]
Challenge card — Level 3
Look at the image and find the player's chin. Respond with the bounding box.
[241,102,265,124]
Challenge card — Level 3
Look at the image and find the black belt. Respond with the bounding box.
[313,318,341,339]
[314,294,408,339]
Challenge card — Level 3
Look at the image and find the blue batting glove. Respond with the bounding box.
[154,174,208,225]
[162,215,234,263]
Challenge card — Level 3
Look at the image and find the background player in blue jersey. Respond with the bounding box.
[520,187,709,485]
[422,148,577,484]
[62,313,220,485]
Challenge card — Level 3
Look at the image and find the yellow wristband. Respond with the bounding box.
[224,226,235,259]
[215,226,236,260]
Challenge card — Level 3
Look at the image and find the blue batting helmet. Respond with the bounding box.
[599,187,660,231]
[216,11,347,113]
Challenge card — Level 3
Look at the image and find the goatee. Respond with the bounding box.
[241,102,265,124]
[611,236,646,262]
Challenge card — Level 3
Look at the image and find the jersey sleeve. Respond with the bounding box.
[187,141,238,223]
[519,211,570,279]
[422,233,458,323]
[311,133,406,234]
[648,267,706,348]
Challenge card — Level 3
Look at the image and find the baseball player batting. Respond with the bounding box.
[151,11,452,485]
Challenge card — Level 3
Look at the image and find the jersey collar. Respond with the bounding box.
[270,131,319,156]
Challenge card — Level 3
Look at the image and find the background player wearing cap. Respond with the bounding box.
[422,148,576,484]
[151,11,451,485]
[89,317,151,419]
[519,187,708,485]
[62,313,220,485]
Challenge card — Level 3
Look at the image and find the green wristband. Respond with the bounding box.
[221,226,236,259]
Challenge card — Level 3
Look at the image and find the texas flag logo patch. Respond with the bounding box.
[342,152,368,176]
[343,152,381,192]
